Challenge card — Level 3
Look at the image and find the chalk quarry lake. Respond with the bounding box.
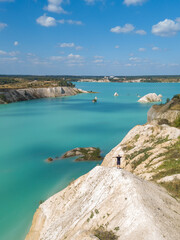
[0,82,179,240]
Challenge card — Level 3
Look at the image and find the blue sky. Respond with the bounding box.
[0,0,180,75]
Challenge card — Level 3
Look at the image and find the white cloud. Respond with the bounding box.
[139,48,146,52]
[75,46,83,50]
[67,54,84,65]
[0,57,18,62]
[169,63,179,67]
[0,22,7,31]
[58,19,83,25]
[67,20,82,25]
[50,53,84,64]
[124,0,147,6]
[60,43,75,48]
[9,51,19,56]
[0,50,19,56]
[93,56,106,65]
[68,53,82,59]
[152,47,159,51]
[94,59,103,63]
[36,14,56,27]
[94,55,103,59]
[0,50,7,55]
[59,43,83,50]
[50,56,63,61]
[110,24,134,33]
[84,0,96,4]
[84,0,104,4]
[14,41,19,46]
[129,57,141,62]
[27,53,36,57]
[152,18,180,37]
[36,14,83,28]
[44,0,66,14]
[29,57,49,65]
[136,29,147,35]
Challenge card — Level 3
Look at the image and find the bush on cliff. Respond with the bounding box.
[94,226,118,240]
[173,115,180,128]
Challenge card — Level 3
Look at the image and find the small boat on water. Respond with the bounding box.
[114,92,118,96]
[92,96,97,103]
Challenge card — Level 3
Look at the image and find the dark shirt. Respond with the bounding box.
[117,156,121,164]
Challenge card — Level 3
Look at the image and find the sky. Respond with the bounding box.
[0,0,180,75]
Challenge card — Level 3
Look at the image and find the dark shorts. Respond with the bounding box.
[117,159,121,165]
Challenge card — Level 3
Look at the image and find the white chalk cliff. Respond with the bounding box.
[0,87,87,104]
[147,97,180,123]
[25,166,180,240]
[138,93,162,103]
[102,123,180,181]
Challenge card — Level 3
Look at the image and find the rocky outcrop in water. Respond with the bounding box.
[147,94,180,124]
[61,147,102,161]
[0,87,87,104]
[138,93,162,103]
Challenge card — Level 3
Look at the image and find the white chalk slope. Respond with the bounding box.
[26,166,180,240]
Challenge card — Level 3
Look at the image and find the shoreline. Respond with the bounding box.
[0,86,88,104]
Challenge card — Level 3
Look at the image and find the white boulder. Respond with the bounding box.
[138,93,162,103]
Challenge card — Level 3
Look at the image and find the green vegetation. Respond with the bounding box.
[151,137,180,198]
[0,94,6,102]
[93,226,118,240]
[126,147,152,161]
[0,75,180,89]
[154,136,169,145]
[95,209,99,214]
[62,147,103,162]
[122,144,134,151]
[78,75,180,83]
[90,211,94,219]
[173,94,180,100]
[122,135,140,151]
[39,200,44,205]
[173,115,180,128]
[166,98,170,103]
[75,148,103,162]
[114,227,120,231]
[155,139,180,176]
[134,134,140,141]
[160,179,180,199]
[87,210,95,222]
[0,75,75,89]
[131,152,151,170]
[158,119,169,125]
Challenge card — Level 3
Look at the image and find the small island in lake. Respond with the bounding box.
[61,147,103,162]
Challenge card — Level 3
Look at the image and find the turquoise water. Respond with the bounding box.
[0,82,179,240]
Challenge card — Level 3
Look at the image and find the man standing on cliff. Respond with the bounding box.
[113,154,122,169]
